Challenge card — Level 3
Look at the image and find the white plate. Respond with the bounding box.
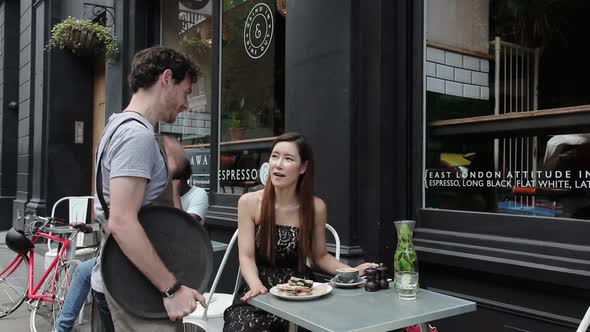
[270,282,333,301]
[329,276,367,288]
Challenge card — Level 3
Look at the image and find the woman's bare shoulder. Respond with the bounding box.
[238,190,264,208]
[313,196,327,213]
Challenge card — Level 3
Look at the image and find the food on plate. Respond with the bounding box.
[276,277,314,296]
[288,277,314,288]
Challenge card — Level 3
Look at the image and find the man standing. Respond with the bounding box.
[91,47,205,331]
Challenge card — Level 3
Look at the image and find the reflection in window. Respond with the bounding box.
[161,0,213,189]
[218,0,285,194]
[425,0,590,219]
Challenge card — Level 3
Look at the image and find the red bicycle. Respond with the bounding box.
[0,214,92,331]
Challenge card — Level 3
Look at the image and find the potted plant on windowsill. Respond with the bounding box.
[229,111,246,141]
[47,17,119,62]
[180,28,212,58]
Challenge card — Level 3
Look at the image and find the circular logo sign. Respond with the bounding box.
[259,162,270,186]
[243,3,274,59]
[180,0,209,10]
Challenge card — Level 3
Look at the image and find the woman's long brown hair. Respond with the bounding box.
[258,133,315,272]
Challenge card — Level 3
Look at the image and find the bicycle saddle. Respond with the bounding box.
[101,206,213,319]
[5,228,34,255]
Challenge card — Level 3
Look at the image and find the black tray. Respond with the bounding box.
[101,206,213,319]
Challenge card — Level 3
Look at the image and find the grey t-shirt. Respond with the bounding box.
[91,112,168,293]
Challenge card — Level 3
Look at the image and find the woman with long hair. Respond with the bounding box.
[223,132,377,332]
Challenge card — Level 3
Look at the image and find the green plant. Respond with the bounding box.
[394,224,417,272]
[47,17,119,62]
[229,111,242,128]
[179,28,212,58]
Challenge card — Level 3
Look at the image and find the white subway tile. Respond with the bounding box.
[427,77,445,94]
[445,51,463,67]
[426,47,445,64]
[454,68,472,83]
[463,84,481,99]
[445,81,463,97]
[426,61,436,77]
[481,87,490,100]
[463,56,480,71]
[472,72,489,86]
[480,59,489,73]
[436,64,454,80]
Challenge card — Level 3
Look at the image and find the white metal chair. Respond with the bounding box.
[45,196,96,326]
[577,305,590,332]
[46,196,96,257]
[183,229,241,331]
[183,223,341,332]
[325,223,341,261]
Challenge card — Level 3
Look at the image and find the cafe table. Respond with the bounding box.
[249,283,476,332]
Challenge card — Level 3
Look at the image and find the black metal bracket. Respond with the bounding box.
[83,2,115,34]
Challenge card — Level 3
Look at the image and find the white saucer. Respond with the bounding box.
[329,276,366,288]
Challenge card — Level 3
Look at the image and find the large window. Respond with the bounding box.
[424,0,590,219]
[160,0,285,195]
[161,0,214,189]
[217,0,285,195]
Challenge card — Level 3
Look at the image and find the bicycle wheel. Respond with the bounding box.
[0,252,29,318]
[30,259,81,332]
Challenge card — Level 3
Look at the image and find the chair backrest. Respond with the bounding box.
[49,196,94,249]
[203,229,241,319]
[51,196,95,223]
[325,223,340,260]
[577,305,590,332]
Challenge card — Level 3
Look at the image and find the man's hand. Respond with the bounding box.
[163,286,207,321]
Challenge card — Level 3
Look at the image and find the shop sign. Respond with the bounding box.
[243,2,273,59]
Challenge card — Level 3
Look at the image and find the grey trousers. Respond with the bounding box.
[104,289,183,332]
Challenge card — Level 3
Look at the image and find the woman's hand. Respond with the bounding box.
[240,283,268,302]
[355,262,379,276]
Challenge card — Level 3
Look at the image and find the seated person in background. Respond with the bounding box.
[161,134,209,223]
[223,132,377,332]
[175,161,209,224]
[543,134,590,218]
[56,257,114,332]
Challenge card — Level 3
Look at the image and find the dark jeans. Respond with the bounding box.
[92,290,115,332]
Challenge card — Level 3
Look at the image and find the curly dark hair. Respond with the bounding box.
[178,159,193,182]
[128,47,200,93]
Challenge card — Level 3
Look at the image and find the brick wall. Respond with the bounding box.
[426,46,490,100]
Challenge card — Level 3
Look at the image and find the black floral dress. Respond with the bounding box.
[223,225,313,332]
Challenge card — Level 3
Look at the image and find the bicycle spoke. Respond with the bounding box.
[30,259,81,332]
[3,279,26,293]
[0,253,29,318]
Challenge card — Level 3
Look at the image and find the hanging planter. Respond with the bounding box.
[276,0,287,17]
[47,17,119,62]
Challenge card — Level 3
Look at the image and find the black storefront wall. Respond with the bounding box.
[285,0,359,259]
[285,0,423,264]
[19,0,99,220]
[0,0,20,230]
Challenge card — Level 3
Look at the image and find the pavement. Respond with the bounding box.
[0,231,91,332]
